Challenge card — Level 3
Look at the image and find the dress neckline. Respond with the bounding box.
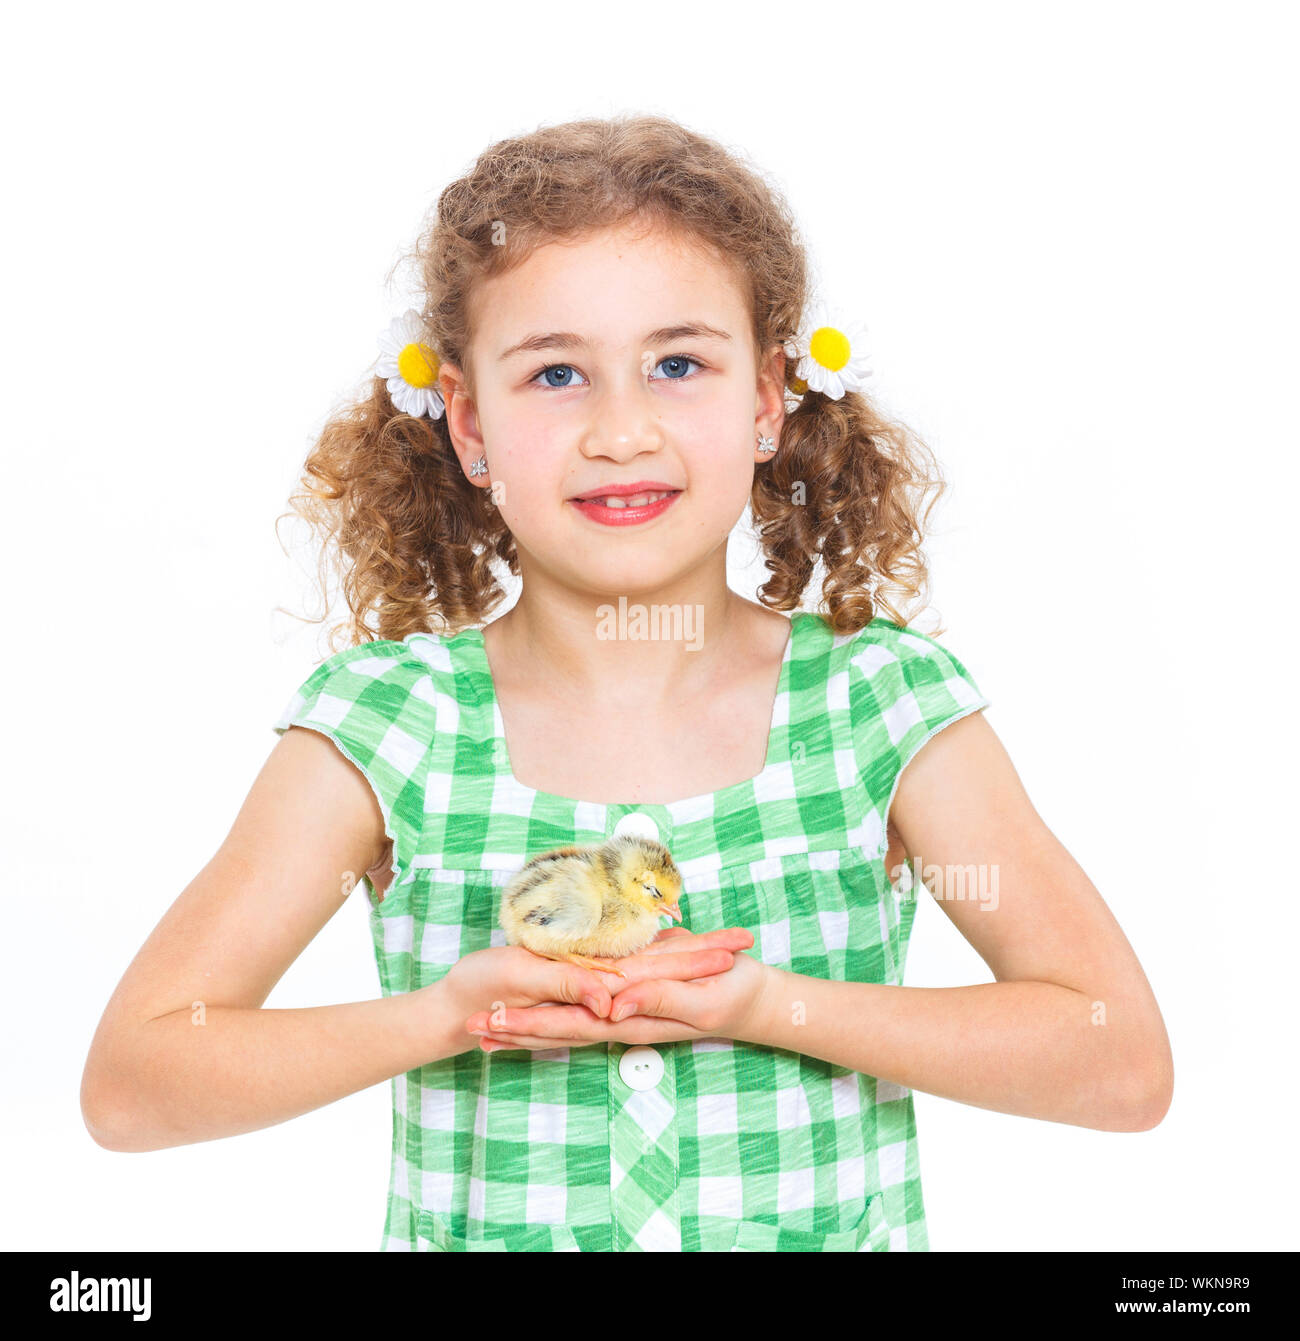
[454,610,804,814]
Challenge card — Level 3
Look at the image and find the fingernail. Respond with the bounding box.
[469,1028,487,1036]
[612,1003,636,1022]
[583,995,603,1016]
[482,1041,502,1052]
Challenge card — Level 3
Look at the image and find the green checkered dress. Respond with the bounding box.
[272,610,990,1251]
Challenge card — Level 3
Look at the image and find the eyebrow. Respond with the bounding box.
[498,322,733,361]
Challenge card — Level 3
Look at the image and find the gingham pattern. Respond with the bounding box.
[272,611,990,1251]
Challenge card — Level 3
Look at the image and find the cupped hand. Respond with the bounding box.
[439,926,753,1050]
[461,926,772,1053]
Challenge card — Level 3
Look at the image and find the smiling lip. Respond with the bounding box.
[569,480,680,501]
[568,491,681,526]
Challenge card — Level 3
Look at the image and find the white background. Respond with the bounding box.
[3,0,1295,1252]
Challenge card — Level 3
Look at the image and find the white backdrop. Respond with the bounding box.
[3,0,1294,1252]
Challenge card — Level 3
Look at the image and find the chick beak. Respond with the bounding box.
[661,902,683,923]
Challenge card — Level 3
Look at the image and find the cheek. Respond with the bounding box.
[673,388,760,472]
[670,387,750,444]
[482,410,567,521]
[678,413,759,508]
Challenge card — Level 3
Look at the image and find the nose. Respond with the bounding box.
[578,374,666,461]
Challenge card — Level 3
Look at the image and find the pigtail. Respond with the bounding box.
[277,367,514,652]
[751,386,947,639]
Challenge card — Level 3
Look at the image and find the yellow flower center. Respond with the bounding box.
[398,342,441,388]
[809,326,850,372]
[791,376,808,394]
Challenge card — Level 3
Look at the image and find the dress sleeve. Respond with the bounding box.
[272,640,436,902]
[848,620,991,854]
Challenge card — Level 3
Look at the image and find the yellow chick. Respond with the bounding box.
[499,835,684,978]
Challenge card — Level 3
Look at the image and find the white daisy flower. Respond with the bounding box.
[783,301,872,400]
[376,309,445,418]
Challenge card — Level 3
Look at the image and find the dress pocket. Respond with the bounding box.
[416,1212,581,1252]
[728,1193,890,1252]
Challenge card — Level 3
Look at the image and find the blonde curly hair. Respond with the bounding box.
[280,113,950,651]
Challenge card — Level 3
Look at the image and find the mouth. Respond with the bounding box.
[567,490,682,525]
[569,489,680,508]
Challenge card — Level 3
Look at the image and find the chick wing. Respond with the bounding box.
[500,848,604,947]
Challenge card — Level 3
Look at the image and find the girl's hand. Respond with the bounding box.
[439,927,754,1053]
[463,927,773,1053]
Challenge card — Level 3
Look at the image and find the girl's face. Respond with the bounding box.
[442,221,786,600]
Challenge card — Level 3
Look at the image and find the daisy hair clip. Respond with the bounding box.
[376,309,446,420]
[783,301,873,403]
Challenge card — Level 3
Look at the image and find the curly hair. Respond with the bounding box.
[279,113,950,651]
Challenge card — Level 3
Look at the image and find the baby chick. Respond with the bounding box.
[499,835,684,978]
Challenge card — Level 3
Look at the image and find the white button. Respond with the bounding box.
[613,812,660,843]
[618,1044,664,1091]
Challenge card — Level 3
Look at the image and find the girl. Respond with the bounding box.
[81,113,1173,1252]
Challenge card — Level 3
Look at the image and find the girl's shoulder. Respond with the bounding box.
[275,626,475,706]
[800,611,983,692]
[277,636,439,706]
[271,634,457,765]
[823,613,991,791]
[843,614,979,677]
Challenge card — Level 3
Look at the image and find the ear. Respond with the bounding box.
[755,341,787,455]
[437,362,490,489]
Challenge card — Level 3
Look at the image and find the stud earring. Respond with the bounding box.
[757,433,776,455]
[469,456,488,477]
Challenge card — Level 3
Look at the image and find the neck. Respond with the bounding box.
[484,582,757,712]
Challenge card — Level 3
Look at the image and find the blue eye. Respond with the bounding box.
[532,364,588,389]
[650,354,702,381]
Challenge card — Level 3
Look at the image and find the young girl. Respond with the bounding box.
[81,113,1172,1252]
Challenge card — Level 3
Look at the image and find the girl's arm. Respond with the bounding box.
[79,727,476,1153]
[743,712,1174,1132]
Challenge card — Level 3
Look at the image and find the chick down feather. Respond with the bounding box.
[499,835,685,971]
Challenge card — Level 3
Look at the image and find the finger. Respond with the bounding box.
[612,947,737,983]
[642,927,752,949]
[479,1033,605,1052]
[519,956,615,1017]
[637,928,754,956]
[469,1003,607,1038]
[482,1009,707,1048]
[608,975,720,1024]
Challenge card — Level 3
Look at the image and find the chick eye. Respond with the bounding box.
[649,354,702,381]
[531,363,589,390]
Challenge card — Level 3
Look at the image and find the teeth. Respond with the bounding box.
[592,491,671,508]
